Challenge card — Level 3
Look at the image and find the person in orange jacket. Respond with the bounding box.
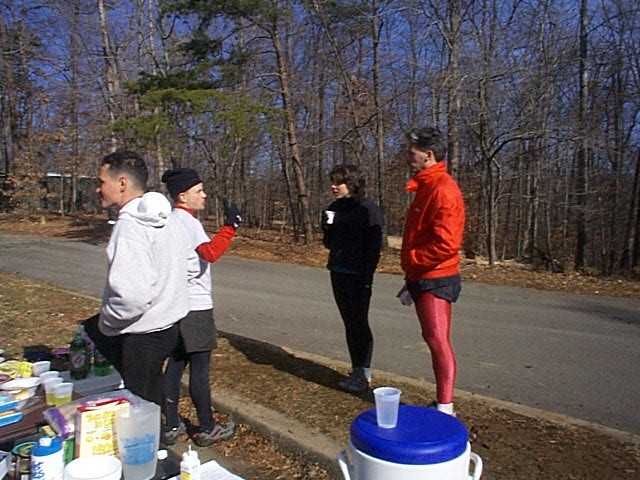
[398,126,465,416]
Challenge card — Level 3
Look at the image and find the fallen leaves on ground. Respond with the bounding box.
[211,334,640,480]
[0,271,330,480]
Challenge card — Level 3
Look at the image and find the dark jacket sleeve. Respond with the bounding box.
[363,201,384,277]
[321,204,334,250]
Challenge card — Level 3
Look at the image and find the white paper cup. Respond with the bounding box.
[39,371,61,382]
[373,387,402,428]
[64,455,122,480]
[325,210,336,224]
[53,382,73,406]
[32,361,51,376]
[43,378,63,406]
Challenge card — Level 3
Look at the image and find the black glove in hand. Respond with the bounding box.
[223,199,242,229]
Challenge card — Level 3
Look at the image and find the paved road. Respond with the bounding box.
[1,233,639,434]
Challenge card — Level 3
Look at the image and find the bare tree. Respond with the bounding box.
[97,0,121,152]
[0,13,16,174]
[574,0,589,270]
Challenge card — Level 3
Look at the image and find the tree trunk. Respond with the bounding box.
[0,16,16,174]
[607,57,624,274]
[310,0,368,165]
[371,0,385,211]
[574,0,589,270]
[147,0,166,187]
[97,0,120,152]
[514,148,524,258]
[629,151,640,270]
[278,131,298,238]
[446,0,461,179]
[70,0,80,213]
[271,21,314,243]
[315,47,326,216]
[527,162,539,260]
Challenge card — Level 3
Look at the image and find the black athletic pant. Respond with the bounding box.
[84,314,179,408]
[330,271,374,370]
[164,341,214,432]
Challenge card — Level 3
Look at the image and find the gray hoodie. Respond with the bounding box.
[99,192,190,335]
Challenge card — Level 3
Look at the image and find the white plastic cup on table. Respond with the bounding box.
[64,455,122,480]
[43,378,63,406]
[32,361,51,376]
[52,382,73,406]
[373,387,402,428]
[325,210,336,225]
[116,401,160,480]
[39,371,60,382]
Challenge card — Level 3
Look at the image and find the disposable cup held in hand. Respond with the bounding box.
[373,387,402,428]
[43,378,63,406]
[325,210,336,224]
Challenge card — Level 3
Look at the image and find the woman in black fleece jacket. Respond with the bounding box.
[322,165,384,392]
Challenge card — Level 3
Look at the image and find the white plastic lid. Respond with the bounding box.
[39,437,53,447]
[157,450,168,460]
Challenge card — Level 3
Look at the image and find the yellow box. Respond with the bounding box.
[75,398,130,457]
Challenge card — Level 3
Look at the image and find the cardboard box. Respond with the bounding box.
[74,397,129,457]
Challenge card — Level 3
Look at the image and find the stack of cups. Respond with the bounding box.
[39,371,60,382]
[32,361,51,377]
[53,383,73,406]
[43,378,63,406]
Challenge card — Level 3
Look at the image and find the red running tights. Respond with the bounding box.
[413,291,456,404]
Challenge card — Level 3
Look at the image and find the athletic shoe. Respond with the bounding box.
[192,420,236,447]
[163,421,186,445]
[427,401,456,416]
[338,368,370,393]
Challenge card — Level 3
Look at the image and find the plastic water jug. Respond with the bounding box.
[116,401,160,480]
[338,405,483,480]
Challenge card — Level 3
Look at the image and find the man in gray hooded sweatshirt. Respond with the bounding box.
[84,150,190,407]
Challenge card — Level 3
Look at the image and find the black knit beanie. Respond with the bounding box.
[161,168,202,199]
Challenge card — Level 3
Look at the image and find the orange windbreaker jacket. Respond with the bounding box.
[401,162,465,282]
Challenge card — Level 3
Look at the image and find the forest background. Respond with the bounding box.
[1,0,640,277]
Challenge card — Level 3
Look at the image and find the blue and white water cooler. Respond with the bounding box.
[338,405,483,480]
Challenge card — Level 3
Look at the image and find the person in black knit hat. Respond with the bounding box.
[161,167,241,446]
[162,168,202,199]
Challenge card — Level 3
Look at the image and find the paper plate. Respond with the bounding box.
[1,377,41,391]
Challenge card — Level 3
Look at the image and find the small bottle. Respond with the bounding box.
[81,326,95,373]
[93,350,111,376]
[179,445,201,480]
[69,328,88,380]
